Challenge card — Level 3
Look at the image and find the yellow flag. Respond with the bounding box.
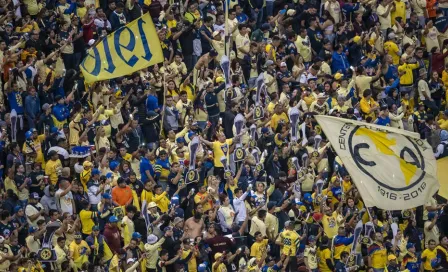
[315,115,439,210]
[80,13,163,83]
[437,157,448,199]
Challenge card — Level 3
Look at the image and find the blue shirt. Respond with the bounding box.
[7,91,24,114]
[237,13,249,23]
[140,157,155,182]
[375,116,391,126]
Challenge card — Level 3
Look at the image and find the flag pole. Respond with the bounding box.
[224,0,230,58]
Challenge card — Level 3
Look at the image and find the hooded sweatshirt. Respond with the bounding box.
[40,185,57,212]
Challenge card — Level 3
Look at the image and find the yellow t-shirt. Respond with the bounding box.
[270,112,289,131]
[322,211,339,238]
[182,249,197,272]
[368,243,387,269]
[384,41,400,65]
[438,119,448,130]
[212,139,233,167]
[422,248,437,270]
[318,248,332,272]
[391,0,406,24]
[80,210,97,235]
[69,240,90,260]
[279,230,300,256]
[194,192,213,212]
[250,239,268,260]
[45,159,62,185]
[212,262,227,272]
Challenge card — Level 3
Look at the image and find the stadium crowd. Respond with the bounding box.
[0,0,447,270]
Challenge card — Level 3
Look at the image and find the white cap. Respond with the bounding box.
[127,258,135,264]
[280,62,287,67]
[147,234,158,244]
[88,39,96,46]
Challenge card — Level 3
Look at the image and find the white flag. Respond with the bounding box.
[315,116,439,210]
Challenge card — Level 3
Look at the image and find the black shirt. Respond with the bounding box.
[179,29,195,55]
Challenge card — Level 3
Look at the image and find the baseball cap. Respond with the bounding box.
[388,254,397,261]
[109,216,119,223]
[74,233,82,239]
[388,32,396,39]
[147,234,158,244]
[280,62,287,67]
[102,193,112,199]
[215,253,223,260]
[127,258,136,264]
[173,217,183,225]
[265,60,274,66]
[132,232,142,239]
[83,161,93,168]
[92,168,100,175]
[308,235,316,242]
[92,225,100,231]
[30,192,40,199]
[284,221,293,227]
[334,73,344,80]
[261,127,269,134]
[42,103,52,111]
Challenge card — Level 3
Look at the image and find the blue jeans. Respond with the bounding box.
[265,1,274,17]
[251,8,264,28]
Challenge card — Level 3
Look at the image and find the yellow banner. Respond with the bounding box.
[80,13,163,83]
[438,157,448,199]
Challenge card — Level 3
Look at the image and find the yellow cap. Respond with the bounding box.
[334,73,344,80]
[215,76,225,83]
[388,254,397,261]
[353,36,361,44]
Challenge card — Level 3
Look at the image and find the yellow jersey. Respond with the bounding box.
[279,230,300,256]
[421,248,437,271]
[45,159,62,185]
[322,211,339,238]
[212,139,233,167]
[368,242,387,269]
[318,247,333,272]
[79,210,97,235]
[250,239,268,260]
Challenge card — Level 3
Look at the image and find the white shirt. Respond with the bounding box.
[233,191,248,222]
[94,18,112,30]
[55,189,74,215]
[87,182,102,205]
[25,203,45,227]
